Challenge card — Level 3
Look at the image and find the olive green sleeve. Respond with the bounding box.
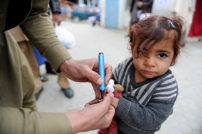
[0,107,71,134]
[20,0,71,71]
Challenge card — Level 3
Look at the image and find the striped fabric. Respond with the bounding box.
[112,57,178,106]
[112,57,178,133]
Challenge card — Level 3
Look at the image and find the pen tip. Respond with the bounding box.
[100,90,105,99]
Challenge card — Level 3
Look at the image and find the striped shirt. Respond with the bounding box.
[112,57,178,134]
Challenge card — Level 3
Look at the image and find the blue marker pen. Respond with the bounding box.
[98,52,105,99]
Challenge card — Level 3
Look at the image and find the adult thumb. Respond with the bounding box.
[99,93,114,111]
[86,68,103,85]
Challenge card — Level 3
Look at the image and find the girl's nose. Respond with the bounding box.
[144,57,155,67]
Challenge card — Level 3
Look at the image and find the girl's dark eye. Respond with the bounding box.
[138,51,144,56]
[158,53,167,58]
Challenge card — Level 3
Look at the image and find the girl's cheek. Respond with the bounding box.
[134,61,140,69]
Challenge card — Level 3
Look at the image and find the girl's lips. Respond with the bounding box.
[144,70,153,74]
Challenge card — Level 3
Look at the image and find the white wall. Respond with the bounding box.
[100,0,106,27]
[118,0,130,30]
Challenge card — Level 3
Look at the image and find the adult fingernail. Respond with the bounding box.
[97,78,103,85]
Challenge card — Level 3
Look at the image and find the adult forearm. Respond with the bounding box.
[0,107,71,134]
[20,0,71,71]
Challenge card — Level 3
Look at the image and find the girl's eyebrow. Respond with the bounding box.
[157,50,171,54]
[143,48,172,54]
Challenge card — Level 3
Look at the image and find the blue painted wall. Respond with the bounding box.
[105,0,119,29]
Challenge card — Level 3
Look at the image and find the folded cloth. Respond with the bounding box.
[98,89,122,134]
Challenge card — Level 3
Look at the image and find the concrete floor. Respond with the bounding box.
[37,20,202,134]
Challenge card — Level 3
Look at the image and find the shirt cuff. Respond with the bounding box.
[43,43,72,72]
[39,112,72,134]
[115,97,131,120]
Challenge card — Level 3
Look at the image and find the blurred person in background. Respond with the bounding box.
[60,0,78,20]
[0,0,115,133]
[188,0,202,38]
[92,11,101,26]
[152,0,195,47]
[43,0,75,99]
[9,26,43,99]
[60,0,69,20]
[126,0,153,36]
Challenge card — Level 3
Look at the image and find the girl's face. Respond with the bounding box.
[133,40,174,83]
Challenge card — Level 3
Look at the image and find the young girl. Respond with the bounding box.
[106,15,184,134]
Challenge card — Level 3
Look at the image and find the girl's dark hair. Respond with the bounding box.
[129,15,184,65]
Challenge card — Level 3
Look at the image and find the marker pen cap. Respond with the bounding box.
[98,52,105,90]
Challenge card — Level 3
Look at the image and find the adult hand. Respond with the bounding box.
[52,13,62,27]
[60,58,113,96]
[65,93,115,134]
